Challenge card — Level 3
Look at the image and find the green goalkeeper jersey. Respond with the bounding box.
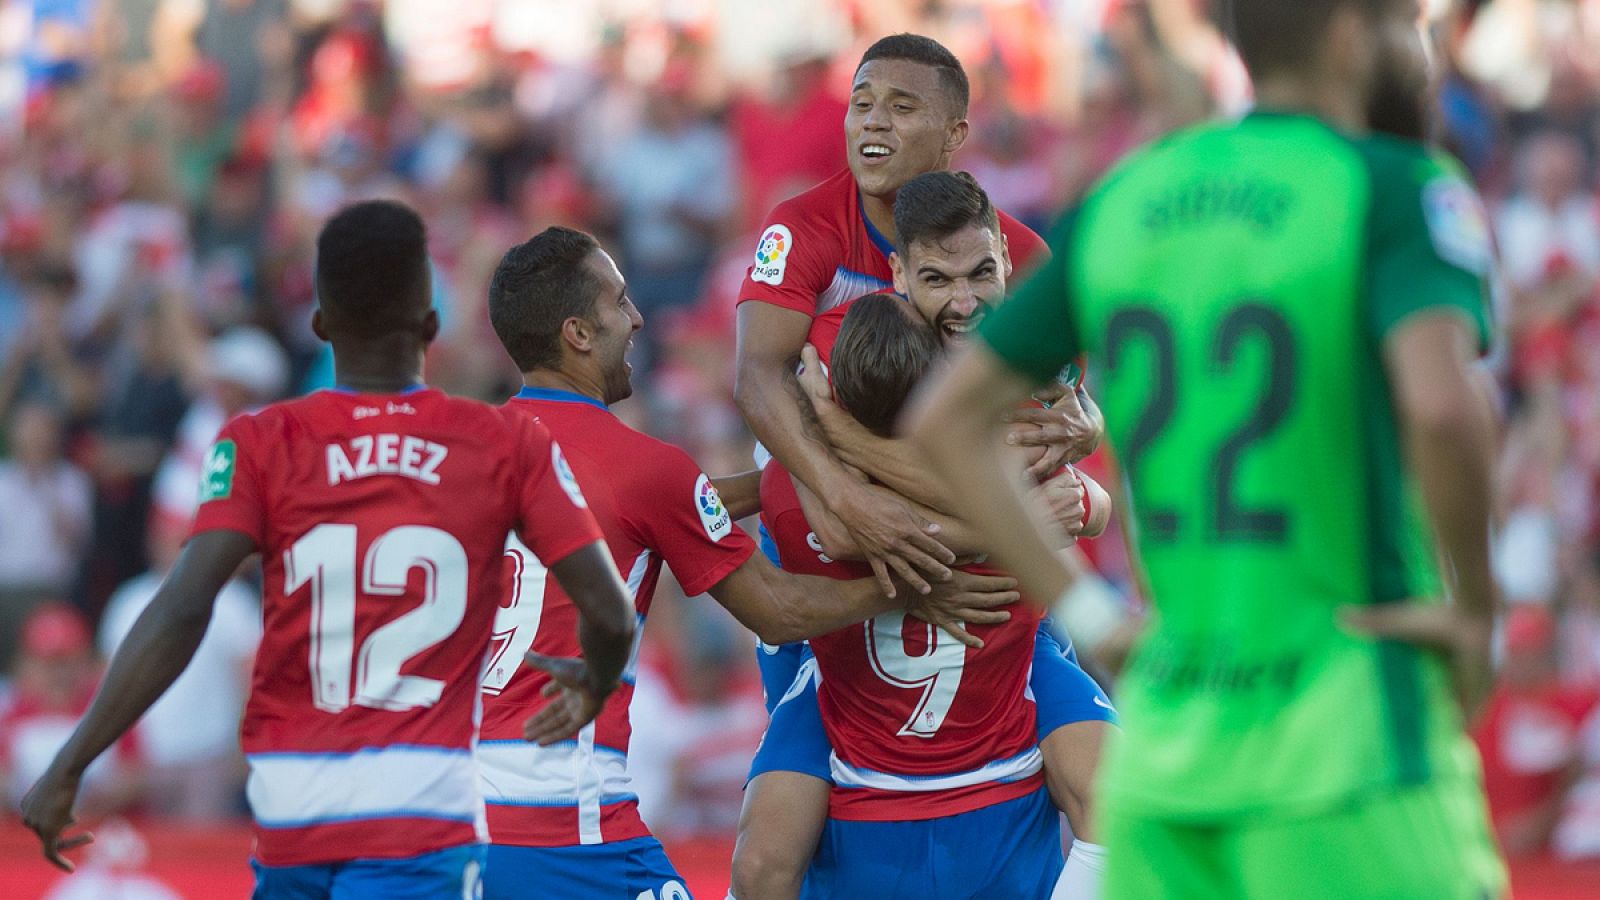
[979,111,1494,819]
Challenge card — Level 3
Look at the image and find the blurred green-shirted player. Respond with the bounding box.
[903,1,1507,897]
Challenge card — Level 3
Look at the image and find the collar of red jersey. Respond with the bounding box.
[514,385,608,411]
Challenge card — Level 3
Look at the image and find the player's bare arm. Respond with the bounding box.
[522,540,636,746]
[708,553,1016,650]
[710,470,763,520]
[736,301,955,597]
[1342,312,1498,718]
[904,345,1079,608]
[22,528,256,871]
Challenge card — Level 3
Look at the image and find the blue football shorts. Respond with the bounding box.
[251,842,485,900]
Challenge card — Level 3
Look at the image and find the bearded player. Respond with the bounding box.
[908,1,1506,896]
[22,201,638,898]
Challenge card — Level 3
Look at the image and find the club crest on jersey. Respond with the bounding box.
[751,225,793,286]
[695,473,733,541]
[552,443,588,509]
[199,439,236,502]
[1422,177,1491,276]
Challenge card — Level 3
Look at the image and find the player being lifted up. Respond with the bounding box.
[21,201,638,899]
[731,34,1113,897]
[475,227,1019,900]
[907,1,1507,897]
[735,173,1117,900]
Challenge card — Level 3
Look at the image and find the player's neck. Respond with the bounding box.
[330,339,427,394]
[860,191,898,244]
[1252,77,1367,134]
[521,369,605,406]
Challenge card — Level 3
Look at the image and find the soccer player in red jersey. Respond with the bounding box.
[475,226,1018,899]
[21,201,638,898]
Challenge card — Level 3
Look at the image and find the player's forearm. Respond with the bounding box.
[711,470,762,521]
[734,360,854,499]
[1402,389,1497,618]
[907,354,1075,606]
[816,403,953,512]
[732,565,898,645]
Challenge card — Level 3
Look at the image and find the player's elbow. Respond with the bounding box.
[1396,377,1489,444]
[733,356,773,420]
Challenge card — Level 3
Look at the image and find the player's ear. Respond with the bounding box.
[999,233,1014,279]
[890,251,909,296]
[310,309,329,343]
[420,309,440,345]
[944,118,970,156]
[562,316,594,353]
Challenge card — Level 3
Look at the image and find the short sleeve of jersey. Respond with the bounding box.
[630,446,756,597]
[509,415,605,565]
[188,415,267,547]
[1362,142,1493,351]
[978,210,1084,385]
[737,208,840,318]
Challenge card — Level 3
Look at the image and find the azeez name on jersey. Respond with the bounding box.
[325,432,448,487]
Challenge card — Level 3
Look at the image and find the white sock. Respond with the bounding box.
[1052,840,1107,899]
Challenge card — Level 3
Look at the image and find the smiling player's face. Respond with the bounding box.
[893,223,1011,348]
[583,250,643,405]
[845,59,967,200]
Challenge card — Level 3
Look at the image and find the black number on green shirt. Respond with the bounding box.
[1105,303,1294,544]
[1105,308,1179,541]
[1209,304,1293,542]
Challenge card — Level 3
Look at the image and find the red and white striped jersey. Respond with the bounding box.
[759,461,1044,822]
[479,387,756,847]
[189,387,602,867]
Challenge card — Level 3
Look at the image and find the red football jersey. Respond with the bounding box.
[737,169,1047,319]
[189,387,603,867]
[479,388,757,848]
[758,462,1044,822]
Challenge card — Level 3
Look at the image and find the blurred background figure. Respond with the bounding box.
[97,515,257,822]
[0,604,142,816]
[0,405,91,672]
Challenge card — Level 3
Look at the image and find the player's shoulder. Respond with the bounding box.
[762,169,856,234]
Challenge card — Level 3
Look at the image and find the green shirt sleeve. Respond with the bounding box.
[977,210,1084,384]
[1362,141,1493,350]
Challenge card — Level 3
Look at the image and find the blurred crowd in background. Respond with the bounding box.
[0,0,1597,869]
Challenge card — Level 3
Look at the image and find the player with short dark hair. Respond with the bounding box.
[21,200,639,898]
[907,1,1507,896]
[476,228,1017,900]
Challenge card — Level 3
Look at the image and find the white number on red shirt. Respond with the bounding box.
[481,536,548,695]
[285,523,469,713]
[863,611,966,737]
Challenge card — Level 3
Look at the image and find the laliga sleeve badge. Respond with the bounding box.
[1422,177,1491,277]
[695,473,733,541]
[551,443,588,509]
[751,225,793,286]
[199,439,236,502]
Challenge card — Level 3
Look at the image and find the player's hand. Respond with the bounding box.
[831,482,955,600]
[21,767,93,872]
[1004,386,1099,477]
[1340,603,1494,720]
[1039,468,1088,536]
[521,653,609,746]
[908,570,1019,649]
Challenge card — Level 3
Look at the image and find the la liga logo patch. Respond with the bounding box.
[199,439,236,502]
[695,473,733,541]
[552,443,588,509]
[751,225,793,286]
